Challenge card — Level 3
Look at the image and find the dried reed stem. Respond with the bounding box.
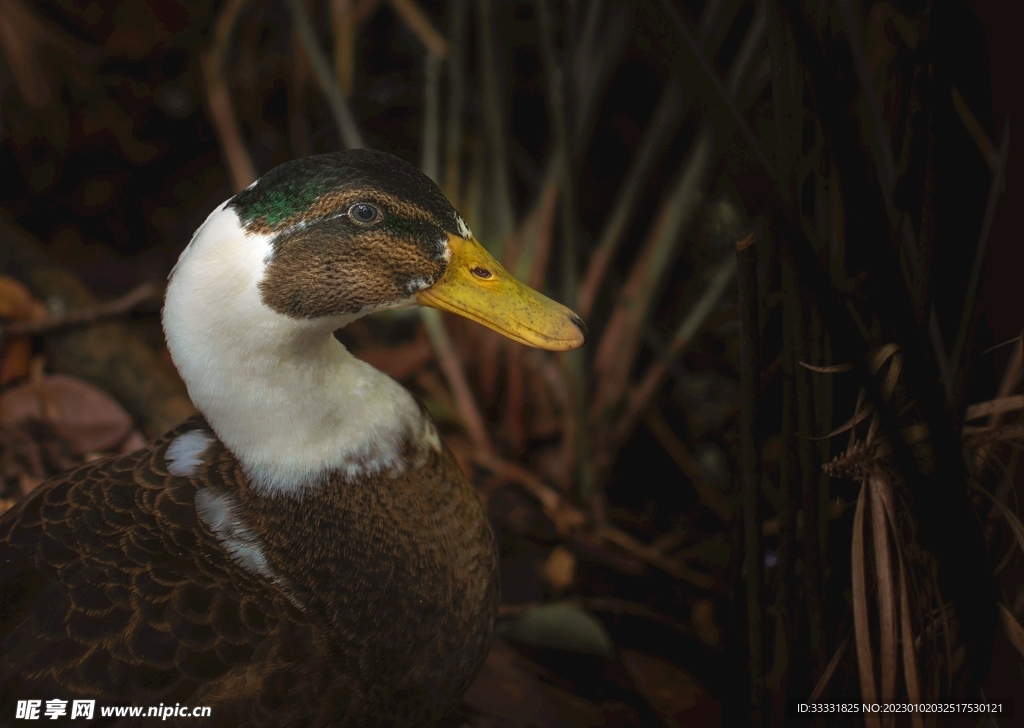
[577,76,684,318]
[852,485,880,728]
[736,232,763,714]
[202,0,257,191]
[285,0,365,149]
[329,0,355,96]
[387,0,447,57]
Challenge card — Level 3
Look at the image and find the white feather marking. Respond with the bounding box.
[406,276,431,293]
[166,430,215,476]
[455,214,472,240]
[196,488,274,579]
[412,413,442,468]
[163,205,426,495]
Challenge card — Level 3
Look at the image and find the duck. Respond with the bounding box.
[0,149,586,727]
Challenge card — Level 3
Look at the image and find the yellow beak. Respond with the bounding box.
[417,235,587,351]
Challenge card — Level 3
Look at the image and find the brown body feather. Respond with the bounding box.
[0,415,499,727]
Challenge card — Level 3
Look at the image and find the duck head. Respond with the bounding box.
[220,148,586,349]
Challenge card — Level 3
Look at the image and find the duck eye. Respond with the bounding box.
[349,203,379,224]
[470,266,493,279]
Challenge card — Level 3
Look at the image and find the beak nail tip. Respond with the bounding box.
[570,315,588,344]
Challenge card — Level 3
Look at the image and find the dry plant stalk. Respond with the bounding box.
[329,0,356,96]
[202,0,257,192]
[0,0,57,109]
[851,484,880,728]
[387,0,448,57]
[868,473,897,713]
[0,282,162,340]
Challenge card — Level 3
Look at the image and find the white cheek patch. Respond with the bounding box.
[196,488,274,581]
[166,430,216,477]
[455,214,473,240]
[405,276,431,294]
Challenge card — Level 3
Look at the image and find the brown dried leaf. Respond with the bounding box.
[999,604,1024,660]
[0,276,47,385]
[0,339,32,386]
[621,650,720,727]
[965,394,1024,421]
[852,486,880,728]
[541,546,577,592]
[867,343,900,374]
[0,276,47,320]
[0,374,133,454]
[813,400,874,441]
[880,352,901,402]
[799,361,854,374]
[973,484,1024,559]
[868,474,897,705]
[898,561,924,728]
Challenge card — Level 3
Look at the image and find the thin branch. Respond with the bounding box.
[475,0,516,248]
[837,0,959,401]
[535,0,577,305]
[950,118,1011,376]
[387,0,447,57]
[599,524,718,590]
[590,124,715,419]
[285,0,365,149]
[419,52,443,181]
[837,0,896,194]
[471,449,585,533]
[0,282,162,340]
[612,253,736,444]
[807,629,851,702]
[951,86,999,171]
[442,0,467,205]
[330,0,356,96]
[642,405,734,523]
[201,0,257,191]
[736,231,763,711]
[421,309,493,454]
[578,75,685,318]
[656,0,773,177]
[974,333,1023,474]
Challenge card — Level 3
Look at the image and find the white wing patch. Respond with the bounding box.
[196,488,275,581]
[166,430,216,477]
[455,214,472,240]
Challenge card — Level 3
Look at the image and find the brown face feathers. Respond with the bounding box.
[258,196,448,320]
[227,149,469,320]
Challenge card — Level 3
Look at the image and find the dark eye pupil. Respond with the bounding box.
[352,204,376,222]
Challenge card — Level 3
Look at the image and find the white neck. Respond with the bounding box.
[162,203,427,494]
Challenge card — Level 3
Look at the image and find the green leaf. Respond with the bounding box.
[499,603,614,657]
